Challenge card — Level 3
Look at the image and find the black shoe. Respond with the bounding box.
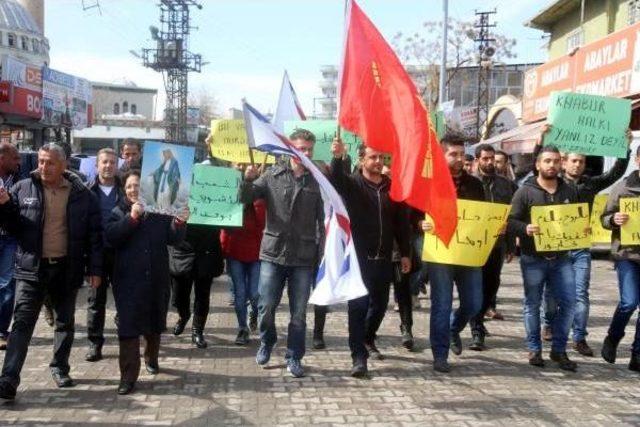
[550,351,577,372]
[528,351,545,367]
[85,344,102,362]
[365,342,384,360]
[235,329,249,346]
[450,332,462,356]
[433,358,451,373]
[0,380,16,401]
[312,334,326,350]
[630,353,640,372]
[400,325,414,351]
[192,329,208,349]
[51,371,74,388]
[469,333,486,351]
[351,359,368,378]
[145,362,159,375]
[173,318,188,336]
[117,381,135,395]
[602,335,620,364]
[249,312,258,333]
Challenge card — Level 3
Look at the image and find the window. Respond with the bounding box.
[32,38,38,53]
[131,104,137,115]
[507,71,521,87]
[566,29,584,54]
[122,101,128,113]
[8,33,15,47]
[630,0,640,25]
[21,36,28,50]
[113,103,120,114]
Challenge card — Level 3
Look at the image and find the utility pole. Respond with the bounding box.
[474,9,496,141]
[141,0,203,145]
[438,0,449,106]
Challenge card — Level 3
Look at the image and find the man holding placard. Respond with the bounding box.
[600,146,640,372]
[538,125,631,357]
[508,145,581,371]
[420,135,485,373]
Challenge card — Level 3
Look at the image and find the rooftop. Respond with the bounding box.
[526,0,580,31]
[0,0,41,35]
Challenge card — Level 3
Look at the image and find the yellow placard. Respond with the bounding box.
[590,194,612,244]
[531,203,590,252]
[620,197,640,245]
[209,119,276,164]
[421,200,511,267]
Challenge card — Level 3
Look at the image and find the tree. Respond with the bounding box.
[188,86,220,126]
[392,18,517,109]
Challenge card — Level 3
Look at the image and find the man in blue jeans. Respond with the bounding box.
[420,135,485,373]
[0,143,20,351]
[539,127,631,356]
[600,146,640,372]
[239,129,324,378]
[508,145,579,371]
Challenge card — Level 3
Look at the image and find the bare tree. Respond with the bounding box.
[188,86,220,126]
[392,18,517,109]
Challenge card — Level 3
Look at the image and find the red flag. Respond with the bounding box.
[338,0,457,245]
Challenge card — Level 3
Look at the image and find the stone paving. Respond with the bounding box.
[1,259,640,426]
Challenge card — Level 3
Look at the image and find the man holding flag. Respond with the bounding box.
[239,128,324,378]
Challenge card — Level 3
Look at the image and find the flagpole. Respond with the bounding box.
[438,0,449,105]
[248,148,255,167]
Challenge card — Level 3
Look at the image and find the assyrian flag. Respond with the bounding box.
[243,100,367,305]
[272,71,307,134]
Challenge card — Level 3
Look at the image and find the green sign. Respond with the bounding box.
[546,91,631,158]
[284,120,362,162]
[188,165,243,227]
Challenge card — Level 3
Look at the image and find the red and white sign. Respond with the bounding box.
[0,55,42,118]
[0,82,11,103]
[523,21,640,122]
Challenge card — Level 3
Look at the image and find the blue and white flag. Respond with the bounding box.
[243,100,367,305]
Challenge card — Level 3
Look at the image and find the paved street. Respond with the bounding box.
[1,259,640,426]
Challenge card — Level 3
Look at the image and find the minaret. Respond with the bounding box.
[16,0,44,34]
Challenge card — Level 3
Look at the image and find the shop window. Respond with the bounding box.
[113,103,120,114]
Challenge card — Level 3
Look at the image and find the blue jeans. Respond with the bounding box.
[521,254,575,353]
[0,236,17,337]
[257,261,313,361]
[608,260,640,354]
[426,262,482,360]
[227,258,260,330]
[543,249,591,342]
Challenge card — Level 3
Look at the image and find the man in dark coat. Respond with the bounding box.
[0,143,102,401]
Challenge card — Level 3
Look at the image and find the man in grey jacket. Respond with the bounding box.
[240,129,324,378]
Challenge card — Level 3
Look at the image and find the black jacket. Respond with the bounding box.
[508,175,580,257]
[0,171,102,286]
[453,171,485,201]
[106,202,185,338]
[330,158,411,278]
[169,223,224,280]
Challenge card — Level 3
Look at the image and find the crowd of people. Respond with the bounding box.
[0,126,639,400]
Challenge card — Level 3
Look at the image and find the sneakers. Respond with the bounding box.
[351,358,368,378]
[550,351,577,372]
[365,342,384,360]
[573,340,594,357]
[400,325,414,351]
[256,343,272,366]
[542,326,553,342]
[85,343,103,362]
[469,333,486,351]
[51,371,74,388]
[528,351,545,367]
[433,358,451,373]
[0,380,16,401]
[629,353,640,372]
[286,358,305,378]
[117,380,135,395]
[145,362,159,375]
[235,329,249,346]
[450,332,462,356]
[601,335,620,364]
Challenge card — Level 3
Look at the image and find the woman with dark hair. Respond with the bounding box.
[105,169,188,395]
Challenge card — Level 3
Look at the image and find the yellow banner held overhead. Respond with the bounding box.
[209,119,276,164]
[620,197,640,245]
[421,200,510,267]
[531,203,591,252]
[591,194,612,245]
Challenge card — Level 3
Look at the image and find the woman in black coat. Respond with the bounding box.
[105,170,187,395]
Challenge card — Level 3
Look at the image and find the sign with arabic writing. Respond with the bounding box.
[531,203,591,251]
[591,194,612,244]
[421,200,510,267]
[188,164,243,226]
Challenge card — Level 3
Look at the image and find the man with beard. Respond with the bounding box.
[468,144,517,351]
[508,145,580,371]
